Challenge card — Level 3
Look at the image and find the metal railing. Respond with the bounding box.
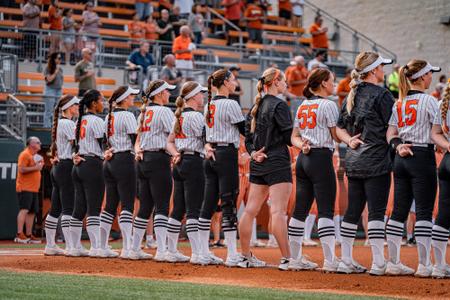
[0,54,18,93]
[206,7,244,46]
[0,94,27,143]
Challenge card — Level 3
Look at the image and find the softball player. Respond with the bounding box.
[68,89,105,257]
[44,95,80,256]
[431,83,450,278]
[336,52,394,275]
[99,86,140,259]
[131,80,175,261]
[238,67,293,271]
[198,68,245,266]
[386,60,440,277]
[166,81,207,264]
[289,68,340,272]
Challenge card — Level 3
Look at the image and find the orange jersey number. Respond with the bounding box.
[207,104,216,128]
[141,110,154,132]
[297,104,319,129]
[397,99,418,128]
[80,119,88,139]
[175,117,187,139]
[107,115,115,137]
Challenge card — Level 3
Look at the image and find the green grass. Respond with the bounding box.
[0,270,392,300]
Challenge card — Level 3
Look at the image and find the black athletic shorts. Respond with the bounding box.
[17,192,39,213]
[279,9,292,19]
[250,168,292,186]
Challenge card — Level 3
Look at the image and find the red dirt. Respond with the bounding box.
[1,244,449,299]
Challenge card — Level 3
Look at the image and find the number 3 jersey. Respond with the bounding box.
[294,96,339,151]
[388,91,438,145]
[139,103,175,150]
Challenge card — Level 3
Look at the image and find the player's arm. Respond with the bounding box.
[431,124,450,151]
[329,127,340,143]
[290,127,303,149]
[166,133,179,157]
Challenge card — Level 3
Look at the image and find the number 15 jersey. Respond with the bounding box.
[294,96,339,151]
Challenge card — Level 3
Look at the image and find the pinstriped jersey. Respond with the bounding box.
[56,118,76,159]
[204,96,245,148]
[139,103,175,150]
[433,101,450,142]
[78,114,104,157]
[388,92,438,144]
[294,97,339,150]
[172,108,205,153]
[104,110,137,153]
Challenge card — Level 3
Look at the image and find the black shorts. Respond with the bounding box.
[250,168,292,186]
[279,9,292,19]
[248,28,262,43]
[17,192,39,213]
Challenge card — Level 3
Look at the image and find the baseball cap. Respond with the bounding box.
[116,86,140,103]
[149,81,176,97]
[410,62,441,80]
[360,55,393,73]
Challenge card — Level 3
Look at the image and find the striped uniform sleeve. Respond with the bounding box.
[192,112,205,137]
[64,120,76,141]
[93,116,105,139]
[433,102,444,125]
[426,96,439,125]
[325,101,339,127]
[228,100,245,124]
[388,101,398,127]
[125,112,138,134]
[162,108,175,134]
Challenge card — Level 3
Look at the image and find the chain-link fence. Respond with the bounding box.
[0,54,18,93]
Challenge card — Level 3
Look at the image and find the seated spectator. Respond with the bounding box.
[278,0,292,26]
[291,0,304,27]
[143,15,159,41]
[309,15,329,55]
[128,13,145,40]
[172,26,194,77]
[189,4,205,45]
[62,8,77,65]
[126,41,154,76]
[244,0,264,44]
[170,6,185,37]
[81,2,101,51]
[336,68,351,107]
[135,0,152,21]
[158,9,175,43]
[285,55,308,98]
[307,50,327,71]
[229,65,243,104]
[22,0,41,62]
[74,48,96,97]
[175,0,194,19]
[48,0,63,54]
[160,54,183,103]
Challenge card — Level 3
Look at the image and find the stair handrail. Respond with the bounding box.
[5,94,27,144]
[207,7,243,46]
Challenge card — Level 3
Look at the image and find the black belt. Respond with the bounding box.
[181,150,204,158]
[80,154,102,159]
[210,143,234,148]
[404,141,434,150]
[144,149,167,154]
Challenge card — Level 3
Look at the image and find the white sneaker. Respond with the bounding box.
[278,258,290,271]
[129,249,153,260]
[88,248,101,257]
[369,261,387,276]
[415,264,432,278]
[44,245,65,256]
[288,256,318,271]
[154,251,167,262]
[266,239,278,248]
[120,249,130,259]
[303,239,318,247]
[385,261,415,276]
[67,247,89,257]
[225,254,243,267]
[431,265,450,279]
[237,253,266,268]
[196,254,212,265]
[250,240,266,247]
[166,251,190,263]
[98,248,119,258]
[189,253,200,264]
[207,252,224,265]
[321,258,340,273]
[337,259,367,274]
[145,238,157,249]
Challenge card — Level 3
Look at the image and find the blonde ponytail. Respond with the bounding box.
[346,69,361,114]
[441,83,450,134]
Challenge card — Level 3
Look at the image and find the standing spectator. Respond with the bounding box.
[48,0,63,54]
[336,68,351,107]
[43,52,63,128]
[307,50,327,71]
[174,0,193,19]
[309,15,329,56]
[157,9,175,43]
[170,6,185,37]
[244,0,264,44]
[278,0,292,26]
[222,0,243,44]
[81,2,101,51]
[229,65,243,104]
[143,15,159,41]
[126,41,154,76]
[172,25,194,78]
[158,0,172,12]
[387,63,400,98]
[15,137,43,244]
[285,55,308,98]
[160,54,182,103]
[62,9,77,65]
[431,84,444,100]
[22,0,41,62]
[189,4,205,45]
[291,0,304,27]
[74,48,96,97]
[135,0,152,21]
[128,13,145,40]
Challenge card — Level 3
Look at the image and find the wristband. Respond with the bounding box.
[389,137,402,151]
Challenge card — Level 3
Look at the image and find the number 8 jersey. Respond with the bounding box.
[294,96,339,150]
[388,91,438,144]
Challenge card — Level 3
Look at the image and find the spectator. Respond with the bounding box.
[307,50,327,71]
[15,137,43,244]
[229,65,243,104]
[157,9,175,43]
[291,0,304,27]
[128,13,145,40]
[135,0,152,21]
[436,74,447,93]
[126,41,154,76]
[244,0,264,44]
[158,0,172,12]
[222,0,242,29]
[285,55,308,98]
[172,25,194,77]
[336,68,352,107]
[48,0,63,54]
[143,15,159,41]
[431,84,444,100]
[174,0,194,19]
[22,0,41,62]
[160,54,182,102]
[43,52,63,128]
[309,15,329,56]
[81,2,101,51]
[62,8,77,65]
[387,63,400,98]
[278,0,292,26]
[74,48,96,97]
[170,6,185,37]
[189,4,205,45]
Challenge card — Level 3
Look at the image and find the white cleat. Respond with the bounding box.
[415,264,433,278]
[385,261,415,276]
[153,251,167,262]
[278,258,291,271]
[88,248,101,257]
[195,254,212,265]
[120,249,130,259]
[337,259,367,274]
[369,261,387,276]
[145,238,157,249]
[225,254,244,267]
[431,265,450,279]
[250,240,266,247]
[207,252,224,265]
[288,256,318,271]
[67,247,90,257]
[321,258,340,273]
[166,251,190,263]
[44,245,65,256]
[302,239,318,247]
[129,249,153,260]
[98,248,119,258]
[237,253,266,268]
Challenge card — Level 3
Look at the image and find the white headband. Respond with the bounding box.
[410,62,441,80]
[116,86,140,103]
[61,97,80,111]
[184,84,207,100]
[360,56,393,74]
[149,82,176,97]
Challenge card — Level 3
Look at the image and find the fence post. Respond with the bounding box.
[37,30,43,73]
[333,21,340,53]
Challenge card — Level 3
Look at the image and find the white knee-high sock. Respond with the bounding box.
[167,218,181,253]
[186,219,200,255]
[432,225,449,268]
[45,215,59,248]
[386,219,404,264]
[304,214,316,240]
[86,216,100,249]
[154,214,168,253]
[198,218,211,255]
[288,218,304,260]
[333,215,342,243]
[119,210,133,252]
[223,217,238,257]
[340,221,358,264]
[318,218,336,263]
[61,215,72,250]
[368,220,386,267]
[99,211,115,249]
[69,218,83,250]
[131,217,148,251]
[251,218,258,243]
[415,220,433,266]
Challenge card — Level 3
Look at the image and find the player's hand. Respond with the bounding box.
[172,152,181,165]
[104,148,114,161]
[251,147,267,163]
[135,148,144,161]
[397,143,414,157]
[348,133,364,149]
[72,153,85,165]
[301,138,311,155]
[205,144,216,161]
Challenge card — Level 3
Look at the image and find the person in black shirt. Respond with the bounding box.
[336,52,394,275]
[237,67,293,271]
[157,9,175,42]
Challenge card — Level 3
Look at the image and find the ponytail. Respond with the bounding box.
[205,75,213,124]
[302,68,332,99]
[50,100,62,158]
[137,94,148,134]
[74,101,85,153]
[398,65,410,102]
[174,96,185,135]
[346,69,361,114]
[441,83,450,134]
[106,98,114,148]
[250,79,264,133]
